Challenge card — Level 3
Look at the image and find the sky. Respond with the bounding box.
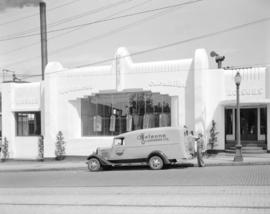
[0,0,269,82]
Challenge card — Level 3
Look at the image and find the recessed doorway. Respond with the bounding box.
[225,107,267,147]
[239,108,257,140]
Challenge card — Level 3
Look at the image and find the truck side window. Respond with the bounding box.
[114,138,125,146]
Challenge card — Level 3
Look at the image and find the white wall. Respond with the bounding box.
[3,48,269,159]
[44,47,194,157]
[193,49,209,136]
[204,67,268,150]
[2,84,15,158]
[204,69,225,150]
[13,137,40,159]
[2,82,42,159]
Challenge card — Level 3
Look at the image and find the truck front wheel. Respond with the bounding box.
[148,155,164,170]
[88,158,102,172]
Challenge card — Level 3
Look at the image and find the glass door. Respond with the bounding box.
[225,108,234,140]
[226,106,267,145]
[239,108,257,141]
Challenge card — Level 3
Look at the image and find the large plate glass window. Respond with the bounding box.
[81,92,171,136]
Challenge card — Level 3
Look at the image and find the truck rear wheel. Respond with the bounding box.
[149,155,164,170]
[88,158,102,171]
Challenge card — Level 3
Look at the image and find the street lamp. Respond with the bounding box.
[234,71,243,162]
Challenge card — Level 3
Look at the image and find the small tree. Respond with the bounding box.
[208,120,219,150]
[55,131,65,160]
[1,137,9,161]
[38,135,44,161]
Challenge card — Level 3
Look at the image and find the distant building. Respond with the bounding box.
[1,47,269,159]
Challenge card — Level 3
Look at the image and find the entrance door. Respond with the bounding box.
[225,107,267,148]
[239,108,257,140]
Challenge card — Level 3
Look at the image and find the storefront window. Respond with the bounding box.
[260,108,267,135]
[16,112,41,136]
[81,92,171,136]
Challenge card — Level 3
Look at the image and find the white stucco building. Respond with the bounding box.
[1,47,269,159]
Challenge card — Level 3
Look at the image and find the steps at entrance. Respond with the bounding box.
[244,143,258,147]
[226,146,266,154]
[226,149,266,154]
[225,141,267,154]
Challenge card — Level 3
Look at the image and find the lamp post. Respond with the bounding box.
[234,72,243,162]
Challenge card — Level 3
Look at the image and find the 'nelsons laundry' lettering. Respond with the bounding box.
[227,88,264,97]
[137,133,169,144]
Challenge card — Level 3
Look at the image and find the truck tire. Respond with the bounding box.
[148,155,164,170]
[87,158,102,171]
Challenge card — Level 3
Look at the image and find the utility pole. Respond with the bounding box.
[40,2,48,80]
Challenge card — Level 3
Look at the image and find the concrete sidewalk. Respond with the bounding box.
[0,153,270,172]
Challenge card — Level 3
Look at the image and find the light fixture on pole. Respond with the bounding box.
[210,51,225,69]
[234,71,243,162]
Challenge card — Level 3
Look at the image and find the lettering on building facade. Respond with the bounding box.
[15,98,39,105]
[224,68,266,99]
[226,88,264,97]
[59,86,93,95]
[148,81,185,88]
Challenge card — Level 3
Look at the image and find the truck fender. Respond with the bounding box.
[147,151,170,165]
[87,154,113,167]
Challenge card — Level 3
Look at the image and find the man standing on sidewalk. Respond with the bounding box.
[196,133,205,167]
[0,138,2,158]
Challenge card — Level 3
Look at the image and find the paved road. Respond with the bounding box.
[0,165,270,214]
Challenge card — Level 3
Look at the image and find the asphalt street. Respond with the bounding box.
[0,165,270,214]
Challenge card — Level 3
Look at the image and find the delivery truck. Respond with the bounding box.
[87,127,205,171]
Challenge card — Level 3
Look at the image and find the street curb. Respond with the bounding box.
[1,161,270,172]
[204,161,270,167]
[0,166,87,173]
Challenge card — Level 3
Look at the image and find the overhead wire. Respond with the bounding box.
[48,0,166,55]
[74,16,270,68]
[3,7,171,69]
[15,13,270,80]
[0,0,81,27]
[3,2,269,80]
[6,14,270,77]
[0,0,133,39]
[0,0,136,55]
[1,0,199,67]
[0,0,203,42]
[1,0,152,67]
[45,0,134,28]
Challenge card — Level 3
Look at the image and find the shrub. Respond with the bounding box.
[55,131,66,160]
[38,135,44,161]
[1,137,9,161]
[208,120,219,150]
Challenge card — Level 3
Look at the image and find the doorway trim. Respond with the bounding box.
[225,105,267,142]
